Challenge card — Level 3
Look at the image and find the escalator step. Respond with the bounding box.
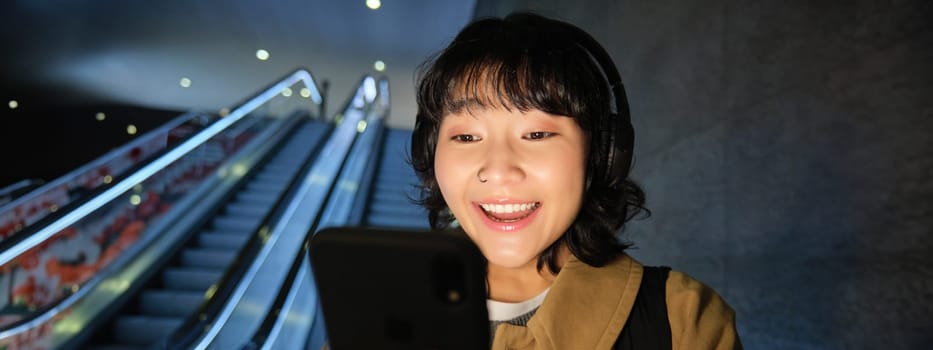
[237,190,278,204]
[371,185,415,197]
[198,232,251,249]
[369,202,426,217]
[255,172,291,183]
[367,213,431,229]
[212,215,262,233]
[162,268,222,291]
[181,248,236,268]
[371,191,418,204]
[140,290,204,317]
[377,159,413,169]
[225,202,269,217]
[380,155,409,164]
[374,176,416,186]
[246,180,285,193]
[374,175,417,186]
[262,162,302,174]
[113,315,182,346]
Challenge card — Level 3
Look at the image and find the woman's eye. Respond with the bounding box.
[525,131,554,140]
[452,134,478,143]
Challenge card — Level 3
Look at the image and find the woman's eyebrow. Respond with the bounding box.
[448,98,487,112]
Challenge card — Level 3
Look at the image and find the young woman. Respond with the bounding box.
[410,12,741,349]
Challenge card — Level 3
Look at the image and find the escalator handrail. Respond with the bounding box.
[347,77,391,225]
[0,110,199,213]
[0,69,321,269]
[0,178,45,204]
[225,66,325,115]
[316,76,390,231]
[0,111,209,235]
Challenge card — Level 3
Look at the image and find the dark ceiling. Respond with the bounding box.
[0,0,476,113]
[0,0,477,187]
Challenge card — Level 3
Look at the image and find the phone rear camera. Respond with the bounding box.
[432,255,467,305]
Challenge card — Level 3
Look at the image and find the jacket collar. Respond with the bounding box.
[492,254,643,350]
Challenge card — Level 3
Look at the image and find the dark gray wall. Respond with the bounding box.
[476,1,932,348]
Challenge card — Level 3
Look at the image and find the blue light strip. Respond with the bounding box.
[0,70,322,267]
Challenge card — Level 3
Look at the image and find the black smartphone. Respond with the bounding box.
[309,226,489,350]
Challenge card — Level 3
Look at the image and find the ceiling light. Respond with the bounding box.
[300,88,312,98]
[374,60,386,72]
[256,49,270,61]
[95,112,106,121]
[179,77,192,88]
[127,124,138,135]
[8,100,18,109]
[366,0,381,10]
[281,87,293,97]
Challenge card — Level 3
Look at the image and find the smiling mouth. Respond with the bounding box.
[478,202,541,223]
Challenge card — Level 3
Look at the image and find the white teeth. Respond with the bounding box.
[480,202,538,214]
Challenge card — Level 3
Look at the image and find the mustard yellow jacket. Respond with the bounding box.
[491,254,742,350]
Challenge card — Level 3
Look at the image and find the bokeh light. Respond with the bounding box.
[256,49,270,61]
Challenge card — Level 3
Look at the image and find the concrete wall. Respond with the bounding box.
[475,1,933,348]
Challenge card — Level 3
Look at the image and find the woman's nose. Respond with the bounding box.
[477,143,525,185]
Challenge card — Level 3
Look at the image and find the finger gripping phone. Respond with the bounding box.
[309,227,489,350]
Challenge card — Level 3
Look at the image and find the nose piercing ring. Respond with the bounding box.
[477,171,488,183]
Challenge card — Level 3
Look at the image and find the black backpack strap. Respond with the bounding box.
[613,265,673,350]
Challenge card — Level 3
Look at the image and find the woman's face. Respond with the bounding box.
[434,106,587,270]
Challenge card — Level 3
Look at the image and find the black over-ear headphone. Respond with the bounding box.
[560,24,635,187]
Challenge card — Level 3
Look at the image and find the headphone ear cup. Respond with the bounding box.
[599,126,616,184]
[563,27,634,186]
[601,113,632,188]
[598,108,634,187]
[610,121,634,187]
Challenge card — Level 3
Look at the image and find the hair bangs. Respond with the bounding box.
[419,32,611,129]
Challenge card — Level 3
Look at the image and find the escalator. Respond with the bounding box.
[362,128,429,229]
[162,75,383,350]
[0,69,331,350]
[244,77,437,349]
[2,70,424,349]
[84,119,329,348]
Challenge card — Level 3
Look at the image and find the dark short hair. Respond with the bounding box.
[410,12,648,273]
